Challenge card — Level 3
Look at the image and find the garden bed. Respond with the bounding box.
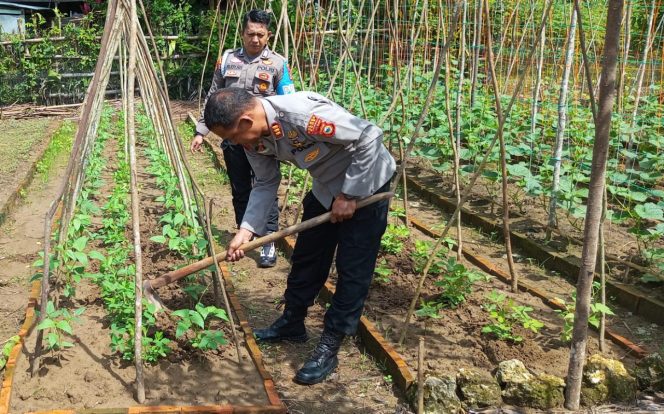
[404,164,664,326]
[6,111,283,413]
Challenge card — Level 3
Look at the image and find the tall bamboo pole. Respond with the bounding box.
[483,0,518,291]
[125,0,145,402]
[546,6,577,240]
[564,0,623,409]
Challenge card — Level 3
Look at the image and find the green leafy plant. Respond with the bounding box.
[173,303,229,351]
[415,300,445,319]
[373,259,392,284]
[36,300,85,352]
[482,290,543,343]
[434,257,490,308]
[554,282,615,342]
[0,336,20,370]
[380,224,410,254]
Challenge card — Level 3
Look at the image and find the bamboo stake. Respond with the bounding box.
[124,0,145,403]
[417,337,425,414]
[546,7,577,240]
[483,0,518,291]
[206,200,242,364]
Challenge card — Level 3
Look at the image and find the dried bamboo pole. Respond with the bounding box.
[483,0,518,291]
[453,0,467,260]
[206,200,242,364]
[546,6,577,240]
[123,0,146,402]
[469,0,483,107]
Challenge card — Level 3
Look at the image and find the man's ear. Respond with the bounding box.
[237,115,254,132]
[267,30,273,39]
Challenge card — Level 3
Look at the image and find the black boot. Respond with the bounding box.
[295,328,345,385]
[254,308,308,343]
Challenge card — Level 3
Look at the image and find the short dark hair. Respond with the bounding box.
[242,9,271,32]
[204,88,256,130]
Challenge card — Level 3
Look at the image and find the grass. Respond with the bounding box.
[36,120,75,182]
[0,118,53,184]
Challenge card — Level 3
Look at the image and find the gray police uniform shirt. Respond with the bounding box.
[240,92,396,236]
[195,46,294,137]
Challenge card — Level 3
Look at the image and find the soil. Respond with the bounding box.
[0,122,66,352]
[9,121,269,412]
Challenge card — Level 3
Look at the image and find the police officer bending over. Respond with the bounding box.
[203,88,395,385]
[191,9,294,268]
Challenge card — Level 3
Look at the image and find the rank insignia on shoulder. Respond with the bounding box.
[258,82,269,91]
[262,59,272,65]
[287,130,298,139]
[304,147,320,163]
[215,57,222,70]
[271,122,284,139]
[306,114,336,138]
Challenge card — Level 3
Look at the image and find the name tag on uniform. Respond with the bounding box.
[293,142,329,168]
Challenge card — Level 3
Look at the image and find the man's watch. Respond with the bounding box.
[341,193,360,200]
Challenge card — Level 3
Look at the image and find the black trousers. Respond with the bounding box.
[284,181,390,336]
[222,141,279,233]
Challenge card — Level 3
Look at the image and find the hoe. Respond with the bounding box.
[143,192,394,307]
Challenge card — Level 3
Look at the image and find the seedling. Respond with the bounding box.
[173,303,229,351]
[482,290,543,343]
[36,300,85,352]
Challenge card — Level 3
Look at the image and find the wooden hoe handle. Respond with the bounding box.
[146,192,394,290]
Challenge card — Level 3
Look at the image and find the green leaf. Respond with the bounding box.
[150,235,167,244]
[88,251,105,261]
[635,203,664,221]
[190,312,205,330]
[72,236,88,252]
[37,319,56,330]
[73,251,89,266]
[56,320,73,335]
[46,332,59,348]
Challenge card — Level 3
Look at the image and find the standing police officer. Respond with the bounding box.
[191,9,294,268]
[203,88,396,385]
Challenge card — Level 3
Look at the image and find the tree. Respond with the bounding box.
[564,0,624,409]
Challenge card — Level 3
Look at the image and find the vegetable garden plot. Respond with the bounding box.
[402,164,664,326]
[7,108,273,412]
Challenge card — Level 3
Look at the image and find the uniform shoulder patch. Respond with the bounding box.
[306,114,336,138]
[271,122,283,139]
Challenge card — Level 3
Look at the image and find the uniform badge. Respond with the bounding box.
[258,82,269,91]
[287,130,298,139]
[257,72,270,81]
[306,114,336,138]
[271,122,283,139]
[225,70,238,77]
[262,59,272,65]
[304,147,320,163]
